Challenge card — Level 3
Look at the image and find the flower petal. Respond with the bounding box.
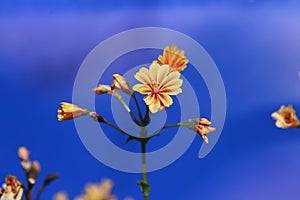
[144,94,156,106]
[133,84,152,94]
[134,67,151,85]
[149,62,160,82]
[149,103,161,113]
[157,64,170,83]
[159,69,181,87]
[158,93,173,107]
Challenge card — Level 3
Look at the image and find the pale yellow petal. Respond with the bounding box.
[144,94,161,113]
[149,103,160,113]
[156,64,170,83]
[163,78,183,89]
[149,62,160,82]
[144,94,155,106]
[133,84,152,94]
[159,70,181,87]
[134,67,151,84]
[275,120,284,128]
[158,93,173,107]
[166,87,182,95]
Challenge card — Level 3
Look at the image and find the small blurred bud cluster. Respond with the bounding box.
[54,179,133,200]
[0,146,59,200]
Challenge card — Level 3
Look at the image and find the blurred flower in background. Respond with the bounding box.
[0,175,23,200]
[155,45,188,72]
[271,105,300,128]
[53,192,69,200]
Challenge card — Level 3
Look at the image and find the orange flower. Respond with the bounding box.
[93,85,112,95]
[112,74,134,95]
[155,45,188,72]
[133,63,183,113]
[57,102,89,121]
[271,105,300,128]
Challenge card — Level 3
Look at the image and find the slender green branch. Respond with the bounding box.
[129,111,144,126]
[132,93,144,122]
[97,117,142,142]
[111,90,143,126]
[148,123,183,139]
[143,106,151,126]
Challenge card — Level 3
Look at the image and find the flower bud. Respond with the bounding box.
[112,74,134,95]
[57,102,89,121]
[93,85,112,95]
[18,146,29,161]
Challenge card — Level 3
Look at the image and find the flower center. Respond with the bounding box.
[151,81,160,94]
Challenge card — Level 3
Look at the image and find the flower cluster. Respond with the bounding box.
[57,45,216,200]
[57,45,215,143]
[53,179,133,200]
[75,179,116,200]
[18,147,41,185]
[0,147,59,200]
[0,175,23,200]
[271,105,300,129]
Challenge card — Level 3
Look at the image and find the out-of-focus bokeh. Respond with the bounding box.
[1,0,300,199]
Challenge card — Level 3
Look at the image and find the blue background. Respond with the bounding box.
[1,0,300,199]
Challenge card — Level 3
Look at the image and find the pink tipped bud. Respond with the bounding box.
[18,146,29,161]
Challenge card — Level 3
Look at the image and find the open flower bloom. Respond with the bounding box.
[271,105,300,128]
[112,74,134,95]
[1,175,23,200]
[155,45,189,72]
[133,63,183,113]
[93,85,112,95]
[57,102,89,121]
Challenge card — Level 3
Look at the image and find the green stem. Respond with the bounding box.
[143,106,151,126]
[140,141,150,200]
[148,123,184,139]
[132,93,144,122]
[100,117,141,141]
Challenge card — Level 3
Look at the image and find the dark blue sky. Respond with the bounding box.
[1,1,300,200]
